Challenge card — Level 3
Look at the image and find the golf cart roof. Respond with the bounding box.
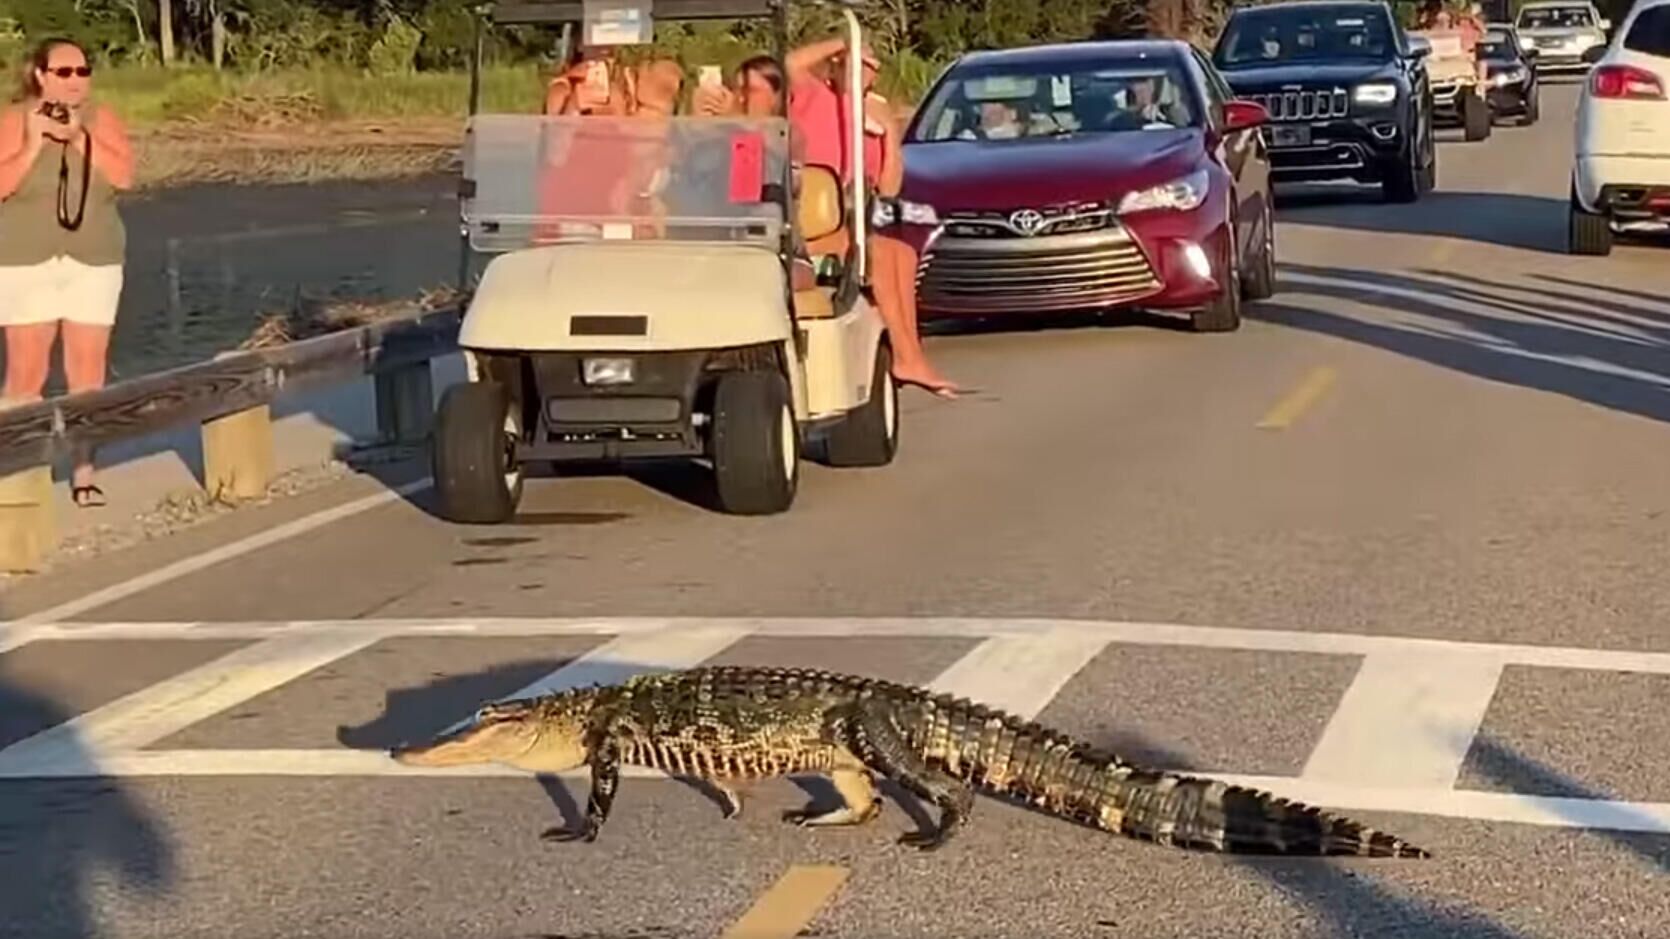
[491,0,779,26]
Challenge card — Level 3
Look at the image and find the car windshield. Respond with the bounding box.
[909,59,1200,143]
[1214,4,1396,66]
[1517,6,1595,28]
[1480,29,1516,56]
[460,114,789,253]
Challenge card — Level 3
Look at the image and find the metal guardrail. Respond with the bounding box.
[0,308,462,572]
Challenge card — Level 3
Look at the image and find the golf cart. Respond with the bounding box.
[435,0,899,523]
[1411,24,1493,141]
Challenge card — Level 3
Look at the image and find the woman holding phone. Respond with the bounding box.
[0,37,135,507]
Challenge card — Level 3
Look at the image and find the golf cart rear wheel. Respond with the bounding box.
[1462,93,1491,141]
[710,370,799,515]
[432,381,524,524]
[824,341,900,468]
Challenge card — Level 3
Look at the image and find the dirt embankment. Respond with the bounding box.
[133,118,465,190]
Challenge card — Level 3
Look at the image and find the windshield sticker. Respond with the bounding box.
[964,76,1037,99]
[1050,76,1072,107]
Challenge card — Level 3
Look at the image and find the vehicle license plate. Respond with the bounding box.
[1270,125,1312,147]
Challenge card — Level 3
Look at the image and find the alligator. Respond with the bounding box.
[389,665,1429,858]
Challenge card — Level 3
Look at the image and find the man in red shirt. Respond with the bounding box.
[785,36,958,398]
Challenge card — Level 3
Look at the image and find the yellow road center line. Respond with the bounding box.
[1257,366,1338,430]
[719,864,851,939]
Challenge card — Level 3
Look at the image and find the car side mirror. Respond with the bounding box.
[1523,46,1539,59]
[1581,44,1607,64]
[1222,99,1270,133]
[1598,17,1611,31]
[1408,35,1432,59]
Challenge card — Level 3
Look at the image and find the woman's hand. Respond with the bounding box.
[25,105,61,142]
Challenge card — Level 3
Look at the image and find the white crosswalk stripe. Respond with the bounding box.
[1,615,1667,836]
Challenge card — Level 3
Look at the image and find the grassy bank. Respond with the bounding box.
[101,63,550,128]
[96,59,932,190]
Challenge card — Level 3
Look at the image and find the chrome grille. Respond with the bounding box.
[916,228,1162,314]
[1246,87,1350,122]
[941,202,1114,239]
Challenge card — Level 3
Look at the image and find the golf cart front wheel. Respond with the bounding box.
[432,381,524,524]
[710,370,799,515]
[823,342,900,468]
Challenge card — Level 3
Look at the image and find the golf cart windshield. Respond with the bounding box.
[462,114,790,253]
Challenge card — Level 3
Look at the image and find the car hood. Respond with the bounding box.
[1216,60,1397,92]
[901,129,1203,211]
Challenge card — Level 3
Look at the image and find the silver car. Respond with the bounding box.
[1514,1,1612,73]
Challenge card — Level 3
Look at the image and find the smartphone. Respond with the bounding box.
[699,65,723,90]
[728,131,765,204]
[863,92,887,136]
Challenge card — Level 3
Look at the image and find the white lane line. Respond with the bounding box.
[6,478,432,628]
[10,748,1669,836]
[17,617,1670,676]
[1301,650,1506,789]
[1214,775,1670,836]
[927,632,1108,720]
[0,630,387,774]
[430,624,748,736]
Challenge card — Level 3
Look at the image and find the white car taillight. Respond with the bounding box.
[1590,64,1667,100]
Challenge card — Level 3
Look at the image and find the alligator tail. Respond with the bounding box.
[1099,767,1431,859]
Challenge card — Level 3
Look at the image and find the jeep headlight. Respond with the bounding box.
[1117,169,1210,215]
[1353,82,1399,105]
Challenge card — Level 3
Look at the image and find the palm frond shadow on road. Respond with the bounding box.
[1256,263,1670,426]
[0,675,176,939]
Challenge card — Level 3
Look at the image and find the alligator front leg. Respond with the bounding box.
[542,737,620,844]
[851,702,974,852]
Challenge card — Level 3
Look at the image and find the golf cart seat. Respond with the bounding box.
[791,162,846,320]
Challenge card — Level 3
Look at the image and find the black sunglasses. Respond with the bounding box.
[45,66,93,79]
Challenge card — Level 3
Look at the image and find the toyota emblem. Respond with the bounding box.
[1008,209,1045,236]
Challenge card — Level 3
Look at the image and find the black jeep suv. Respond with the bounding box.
[1211,0,1437,202]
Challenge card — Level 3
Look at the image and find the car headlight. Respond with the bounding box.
[1353,82,1399,105]
[873,199,939,227]
[1117,169,1210,215]
[1492,67,1527,86]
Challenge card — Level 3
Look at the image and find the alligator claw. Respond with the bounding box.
[540,823,598,844]
[896,830,949,852]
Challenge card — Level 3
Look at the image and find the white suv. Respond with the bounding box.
[1517,1,1611,74]
[1570,0,1670,255]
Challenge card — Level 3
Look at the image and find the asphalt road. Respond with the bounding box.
[3,82,1669,939]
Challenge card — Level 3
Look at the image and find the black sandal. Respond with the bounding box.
[71,485,106,508]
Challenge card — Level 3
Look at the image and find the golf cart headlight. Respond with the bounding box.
[1353,82,1398,105]
[582,357,635,386]
[1117,169,1209,215]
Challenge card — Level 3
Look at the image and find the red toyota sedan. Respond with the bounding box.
[891,39,1276,332]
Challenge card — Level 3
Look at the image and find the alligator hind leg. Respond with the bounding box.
[783,768,884,828]
[851,703,974,852]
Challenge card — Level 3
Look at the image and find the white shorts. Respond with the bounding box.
[0,256,124,328]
